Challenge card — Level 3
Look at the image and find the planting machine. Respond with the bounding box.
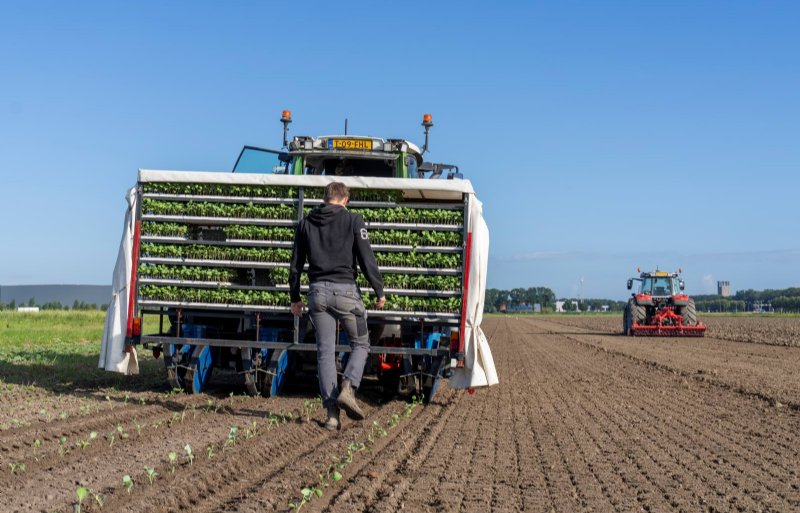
[623,269,706,336]
[119,112,485,401]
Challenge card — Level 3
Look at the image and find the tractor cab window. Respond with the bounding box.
[233,146,289,174]
[303,157,396,177]
[641,277,675,296]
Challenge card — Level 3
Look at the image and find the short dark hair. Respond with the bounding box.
[324,182,350,203]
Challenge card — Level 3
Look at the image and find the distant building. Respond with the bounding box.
[505,302,534,313]
[16,307,40,313]
[717,281,730,297]
[555,301,566,313]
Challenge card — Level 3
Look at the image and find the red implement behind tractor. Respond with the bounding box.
[623,269,706,337]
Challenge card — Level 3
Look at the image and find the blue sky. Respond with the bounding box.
[1,1,798,299]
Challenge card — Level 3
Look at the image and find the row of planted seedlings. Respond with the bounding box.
[71,394,322,512]
[287,395,425,512]
[138,182,465,314]
[5,388,322,512]
[5,390,228,478]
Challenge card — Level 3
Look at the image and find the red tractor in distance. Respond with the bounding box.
[623,269,706,336]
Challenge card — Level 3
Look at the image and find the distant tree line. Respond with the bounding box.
[0,298,108,311]
[484,285,800,314]
[484,287,557,313]
[694,287,800,313]
[559,299,628,312]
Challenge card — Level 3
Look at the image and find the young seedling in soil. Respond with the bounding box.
[92,491,105,509]
[122,475,134,494]
[288,486,323,512]
[206,443,215,459]
[301,397,322,423]
[123,393,130,404]
[139,397,146,406]
[59,436,71,457]
[75,487,89,513]
[134,419,142,436]
[145,466,158,485]
[266,413,280,429]
[245,421,258,439]
[372,421,388,438]
[8,462,25,474]
[32,439,41,461]
[167,451,178,473]
[184,444,194,465]
[225,425,239,448]
[77,431,98,451]
[318,464,343,491]
[116,424,128,441]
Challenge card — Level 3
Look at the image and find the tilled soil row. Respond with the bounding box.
[1,392,317,513]
[317,319,507,513]
[534,317,800,409]
[92,394,414,513]
[547,314,800,347]
[0,377,164,431]
[514,317,800,512]
[0,393,208,466]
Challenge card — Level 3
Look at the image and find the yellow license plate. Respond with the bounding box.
[331,139,372,150]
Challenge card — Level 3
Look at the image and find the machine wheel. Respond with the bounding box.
[682,298,698,326]
[256,349,289,397]
[164,344,189,389]
[421,355,446,404]
[241,348,259,396]
[182,345,214,394]
[624,300,646,335]
[623,302,632,334]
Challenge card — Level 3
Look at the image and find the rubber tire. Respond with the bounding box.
[682,298,698,326]
[623,302,632,334]
[625,299,646,335]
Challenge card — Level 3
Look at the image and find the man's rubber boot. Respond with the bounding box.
[337,380,365,420]
[324,403,340,431]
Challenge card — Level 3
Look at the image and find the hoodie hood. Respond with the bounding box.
[307,204,347,226]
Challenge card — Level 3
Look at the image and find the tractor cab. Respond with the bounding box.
[231,111,462,180]
[627,270,685,299]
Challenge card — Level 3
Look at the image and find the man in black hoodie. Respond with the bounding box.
[289,182,386,430]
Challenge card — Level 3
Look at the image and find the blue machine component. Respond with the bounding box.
[259,327,280,342]
[424,332,443,349]
[182,324,206,339]
[421,332,445,403]
[270,349,289,396]
[186,345,213,394]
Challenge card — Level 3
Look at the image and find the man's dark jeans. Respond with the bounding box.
[307,281,370,406]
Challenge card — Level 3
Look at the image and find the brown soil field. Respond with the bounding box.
[2,316,800,512]
[551,314,800,347]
